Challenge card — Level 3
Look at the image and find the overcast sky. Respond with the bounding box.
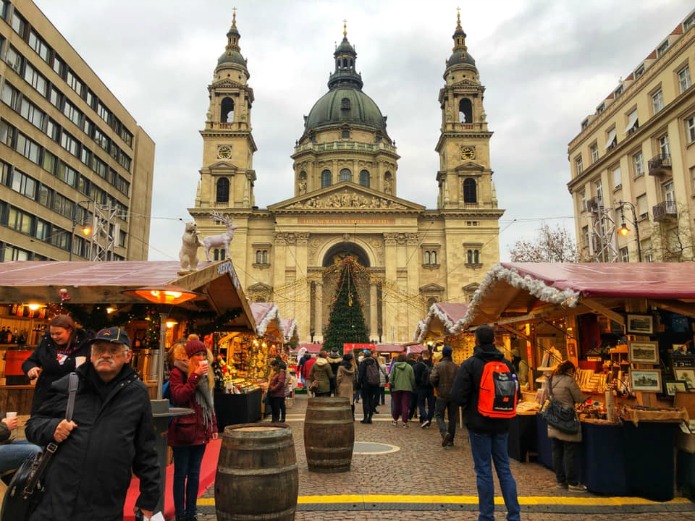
[34,0,694,262]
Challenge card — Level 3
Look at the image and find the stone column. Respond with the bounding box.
[370,283,378,339]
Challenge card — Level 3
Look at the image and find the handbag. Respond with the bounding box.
[1,372,79,521]
[309,379,319,391]
[541,376,580,434]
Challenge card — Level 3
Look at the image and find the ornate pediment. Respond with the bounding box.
[210,79,245,90]
[203,161,239,172]
[455,162,485,172]
[270,184,424,212]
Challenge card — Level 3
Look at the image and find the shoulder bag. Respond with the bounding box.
[540,376,580,434]
[1,372,79,521]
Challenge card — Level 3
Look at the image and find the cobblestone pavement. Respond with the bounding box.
[196,393,695,521]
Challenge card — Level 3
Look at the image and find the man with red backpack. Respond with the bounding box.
[451,324,520,521]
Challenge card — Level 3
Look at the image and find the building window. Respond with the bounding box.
[339,169,351,182]
[10,11,26,37]
[620,247,629,263]
[341,128,350,139]
[685,115,695,143]
[5,46,22,74]
[216,177,230,203]
[575,156,583,175]
[636,194,648,219]
[213,248,226,261]
[359,170,370,187]
[685,13,695,31]
[632,151,644,177]
[691,166,695,193]
[625,109,639,134]
[321,170,331,188]
[255,250,269,265]
[657,134,670,158]
[679,65,692,93]
[423,250,438,266]
[634,64,645,79]
[612,166,622,189]
[652,89,664,114]
[595,180,603,205]
[590,143,599,163]
[466,249,480,265]
[28,30,50,62]
[663,180,675,204]
[581,226,589,250]
[656,40,669,57]
[463,178,477,203]
[580,190,587,211]
[605,128,617,150]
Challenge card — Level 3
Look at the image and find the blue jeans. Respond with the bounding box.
[417,388,435,422]
[0,440,42,473]
[172,444,206,518]
[469,431,521,521]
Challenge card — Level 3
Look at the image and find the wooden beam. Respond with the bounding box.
[649,299,695,319]
[581,298,625,326]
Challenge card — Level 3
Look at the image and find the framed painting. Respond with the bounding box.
[626,314,653,335]
[674,368,695,390]
[630,369,662,392]
[665,380,687,396]
[628,341,659,364]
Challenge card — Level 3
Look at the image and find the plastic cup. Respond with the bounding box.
[5,412,17,419]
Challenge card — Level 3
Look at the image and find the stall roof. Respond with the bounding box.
[0,260,256,331]
[250,302,284,340]
[281,318,299,344]
[414,302,469,343]
[460,262,695,330]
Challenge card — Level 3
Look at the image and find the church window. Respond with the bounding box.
[255,249,269,265]
[341,128,350,138]
[463,178,477,203]
[341,98,351,111]
[213,248,226,261]
[467,249,480,265]
[459,98,473,123]
[340,169,352,182]
[424,250,438,265]
[321,170,332,188]
[359,170,370,187]
[216,177,230,202]
[221,97,234,122]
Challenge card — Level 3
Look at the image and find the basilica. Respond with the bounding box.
[189,12,504,344]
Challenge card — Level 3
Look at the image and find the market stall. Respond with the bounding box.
[414,302,475,364]
[452,262,695,500]
[0,260,256,414]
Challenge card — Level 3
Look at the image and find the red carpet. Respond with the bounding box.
[124,439,221,521]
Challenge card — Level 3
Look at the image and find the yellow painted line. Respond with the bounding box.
[198,495,692,507]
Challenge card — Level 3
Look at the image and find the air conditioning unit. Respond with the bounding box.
[586,197,602,213]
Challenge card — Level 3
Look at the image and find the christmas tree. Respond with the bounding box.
[323,256,370,352]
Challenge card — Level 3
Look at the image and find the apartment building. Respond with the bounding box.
[0,0,154,261]
[567,8,695,263]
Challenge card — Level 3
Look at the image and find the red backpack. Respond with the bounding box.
[478,360,518,418]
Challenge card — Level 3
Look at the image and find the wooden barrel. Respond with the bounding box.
[304,397,354,473]
[215,423,298,520]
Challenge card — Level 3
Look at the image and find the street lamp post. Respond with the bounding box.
[68,199,93,261]
[616,200,642,262]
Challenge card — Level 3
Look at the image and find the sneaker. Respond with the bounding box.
[402,423,409,428]
[446,441,454,447]
[555,482,568,489]
[442,432,451,447]
[391,420,398,426]
[568,483,588,492]
[421,419,431,428]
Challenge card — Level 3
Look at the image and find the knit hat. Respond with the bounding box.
[185,339,206,358]
[330,347,340,357]
[343,353,353,361]
[442,345,453,357]
[363,350,372,357]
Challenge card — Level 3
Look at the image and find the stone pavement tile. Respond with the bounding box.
[199,393,694,521]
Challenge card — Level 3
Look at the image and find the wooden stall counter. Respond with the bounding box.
[0,385,35,416]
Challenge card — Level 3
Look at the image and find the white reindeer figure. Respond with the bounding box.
[203,212,238,261]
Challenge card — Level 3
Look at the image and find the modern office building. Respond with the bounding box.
[0,0,154,261]
[568,8,695,263]
[190,12,503,344]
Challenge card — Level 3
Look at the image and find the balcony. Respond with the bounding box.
[652,200,677,222]
[648,154,672,176]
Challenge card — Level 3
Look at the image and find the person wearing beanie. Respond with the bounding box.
[451,324,521,521]
[357,349,381,424]
[326,348,342,396]
[167,336,218,521]
[308,350,334,397]
[430,345,459,447]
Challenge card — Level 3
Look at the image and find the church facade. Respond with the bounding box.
[189,12,504,344]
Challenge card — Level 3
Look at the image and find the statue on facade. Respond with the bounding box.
[202,212,238,261]
[179,222,201,273]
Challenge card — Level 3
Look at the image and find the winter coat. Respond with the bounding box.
[378,362,389,387]
[547,374,585,442]
[389,361,416,392]
[451,344,516,435]
[327,353,342,379]
[357,356,380,389]
[269,370,287,398]
[336,363,356,400]
[25,363,160,521]
[413,360,434,390]
[22,328,93,413]
[302,357,316,381]
[430,356,458,400]
[167,366,218,446]
[309,357,333,393]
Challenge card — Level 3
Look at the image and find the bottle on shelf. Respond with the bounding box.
[0,327,6,343]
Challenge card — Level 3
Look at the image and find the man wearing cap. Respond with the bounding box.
[26,327,160,521]
[430,345,459,447]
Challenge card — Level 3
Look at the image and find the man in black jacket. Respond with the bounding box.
[451,325,520,521]
[26,327,160,521]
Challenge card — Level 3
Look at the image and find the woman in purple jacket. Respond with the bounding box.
[168,338,218,521]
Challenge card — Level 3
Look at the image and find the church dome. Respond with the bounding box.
[216,12,247,70]
[305,88,386,131]
[445,12,477,71]
[303,27,388,135]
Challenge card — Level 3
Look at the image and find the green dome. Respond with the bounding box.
[217,50,247,68]
[305,87,386,132]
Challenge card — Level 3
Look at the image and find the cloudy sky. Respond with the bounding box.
[34,0,693,261]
